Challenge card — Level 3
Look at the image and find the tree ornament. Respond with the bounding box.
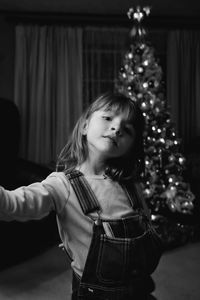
[128,52,133,59]
[135,46,144,55]
[141,101,149,111]
[148,80,154,88]
[137,66,144,73]
[143,59,149,66]
[167,200,177,212]
[178,156,186,165]
[143,82,148,89]
[169,155,176,162]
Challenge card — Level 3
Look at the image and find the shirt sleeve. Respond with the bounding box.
[0,172,70,221]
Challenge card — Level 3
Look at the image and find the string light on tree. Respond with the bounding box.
[116,6,197,248]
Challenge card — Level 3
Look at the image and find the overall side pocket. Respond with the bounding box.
[142,226,163,274]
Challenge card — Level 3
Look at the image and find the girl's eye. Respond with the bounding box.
[102,116,111,121]
[124,126,133,135]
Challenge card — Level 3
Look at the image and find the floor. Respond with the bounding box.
[0,242,200,300]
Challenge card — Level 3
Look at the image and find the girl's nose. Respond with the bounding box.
[111,125,122,136]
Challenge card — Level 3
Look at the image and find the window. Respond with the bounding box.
[82,27,129,107]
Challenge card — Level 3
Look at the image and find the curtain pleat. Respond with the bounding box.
[167,31,200,149]
[14,26,83,165]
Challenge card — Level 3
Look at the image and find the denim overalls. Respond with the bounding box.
[67,171,162,300]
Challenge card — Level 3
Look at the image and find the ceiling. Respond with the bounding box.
[0,0,200,18]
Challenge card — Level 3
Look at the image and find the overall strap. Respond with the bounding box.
[122,182,144,210]
[122,181,150,219]
[66,170,101,215]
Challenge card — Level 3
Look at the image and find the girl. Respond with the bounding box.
[0,92,162,299]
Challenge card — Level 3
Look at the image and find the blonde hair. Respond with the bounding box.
[57,92,144,181]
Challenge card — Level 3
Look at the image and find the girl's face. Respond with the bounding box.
[83,108,136,161]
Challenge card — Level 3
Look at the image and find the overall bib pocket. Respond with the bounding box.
[96,234,128,284]
[96,234,145,284]
[96,226,162,284]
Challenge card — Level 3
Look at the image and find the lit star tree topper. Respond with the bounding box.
[127,6,151,40]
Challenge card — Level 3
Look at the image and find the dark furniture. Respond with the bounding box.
[0,98,60,270]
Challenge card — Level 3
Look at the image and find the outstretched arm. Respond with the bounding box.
[0,172,69,221]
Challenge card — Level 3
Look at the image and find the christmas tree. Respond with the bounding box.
[116,7,198,248]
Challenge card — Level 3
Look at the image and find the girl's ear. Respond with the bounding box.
[82,120,89,135]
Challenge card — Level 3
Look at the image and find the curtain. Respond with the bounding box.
[167,31,200,150]
[14,25,83,165]
[83,27,129,107]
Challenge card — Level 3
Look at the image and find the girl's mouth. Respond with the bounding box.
[103,135,118,146]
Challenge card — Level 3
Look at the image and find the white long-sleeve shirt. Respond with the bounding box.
[0,172,137,276]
